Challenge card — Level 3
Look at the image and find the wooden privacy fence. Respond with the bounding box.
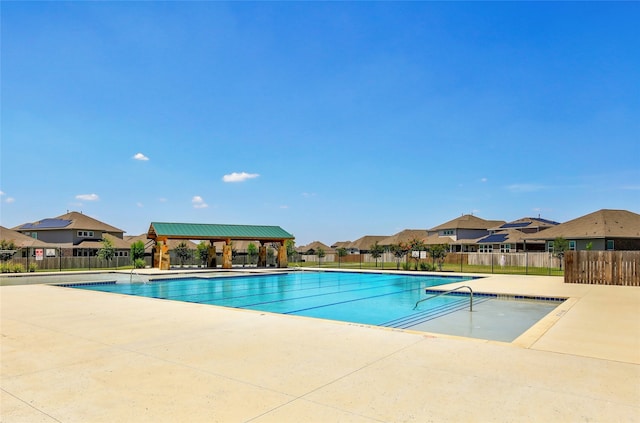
[564,251,640,286]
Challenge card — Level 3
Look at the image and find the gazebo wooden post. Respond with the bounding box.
[258,241,267,268]
[154,237,170,270]
[207,240,217,268]
[277,240,288,268]
[222,239,233,269]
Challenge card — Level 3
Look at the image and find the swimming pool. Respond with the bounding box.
[65,271,564,342]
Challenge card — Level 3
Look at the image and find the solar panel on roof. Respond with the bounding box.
[478,233,509,243]
[19,219,72,229]
[501,222,531,229]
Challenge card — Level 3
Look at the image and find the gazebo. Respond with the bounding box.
[147,222,295,270]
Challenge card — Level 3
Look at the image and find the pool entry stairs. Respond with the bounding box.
[381,287,487,330]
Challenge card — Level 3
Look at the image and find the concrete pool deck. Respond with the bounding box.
[1,271,639,422]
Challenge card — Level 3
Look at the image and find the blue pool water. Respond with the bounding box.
[68,272,476,328]
[66,271,563,341]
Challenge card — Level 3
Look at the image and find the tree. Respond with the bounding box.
[553,237,570,269]
[390,243,410,270]
[370,241,384,267]
[174,241,193,267]
[247,242,258,265]
[130,240,145,262]
[429,244,448,271]
[0,239,17,262]
[196,241,209,266]
[285,239,297,263]
[98,237,115,265]
[130,240,146,269]
[336,247,347,267]
[317,247,325,266]
[408,238,426,270]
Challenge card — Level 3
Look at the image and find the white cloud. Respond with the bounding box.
[133,153,149,161]
[222,172,259,183]
[280,205,289,209]
[0,191,4,195]
[480,177,488,183]
[5,197,15,204]
[301,192,316,198]
[136,202,144,208]
[192,196,208,209]
[76,193,99,201]
[159,198,168,202]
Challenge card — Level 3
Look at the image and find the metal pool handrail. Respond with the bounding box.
[413,285,474,311]
[130,269,148,284]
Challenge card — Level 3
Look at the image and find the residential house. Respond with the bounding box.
[427,214,505,252]
[296,241,335,263]
[331,240,353,252]
[296,241,334,255]
[476,217,560,253]
[341,235,389,254]
[379,229,429,246]
[0,226,56,258]
[14,211,131,257]
[527,209,640,251]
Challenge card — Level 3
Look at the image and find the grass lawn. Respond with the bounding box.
[289,260,564,276]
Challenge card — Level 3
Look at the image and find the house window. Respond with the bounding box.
[442,230,454,236]
[500,244,511,253]
[479,244,493,253]
[116,251,129,257]
[606,240,615,250]
[77,231,94,238]
[569,241,576,251]
[31,232,38,239]
[73,248,97,257]
[547,241,554,253]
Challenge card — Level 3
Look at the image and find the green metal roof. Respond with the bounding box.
[148,222,294,241]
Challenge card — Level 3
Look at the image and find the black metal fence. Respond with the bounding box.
[2,250,565,276]
[290,252,565,276]
[0,248,283,272]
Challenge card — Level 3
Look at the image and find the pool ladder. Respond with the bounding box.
[413,285,474,311]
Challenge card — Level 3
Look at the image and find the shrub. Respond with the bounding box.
[12,263,25,273]
[28,262,38,272]
[130,240,146,262]
[401,262,412,271]
[0,262,10,273]
[134,258,146,269]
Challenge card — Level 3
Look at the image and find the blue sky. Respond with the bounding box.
[1,2,639,246]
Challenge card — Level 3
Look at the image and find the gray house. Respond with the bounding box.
[427,214,505,252]
[527,209,640,251]
[476,217,560,253]
[14,211,131,257]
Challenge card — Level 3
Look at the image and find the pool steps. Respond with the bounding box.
[381,296,490,329]
[414,285,474,310]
